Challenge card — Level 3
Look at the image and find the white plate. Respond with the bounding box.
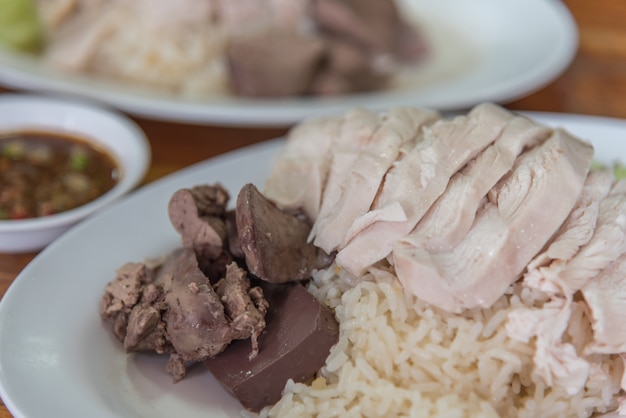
[0,112,625,418]
[0,0,577,126]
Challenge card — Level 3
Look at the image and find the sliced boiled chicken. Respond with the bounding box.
[582,252,626,355]
[310,107,440,253]
[335,102,513,275]
[393,129,594,313]
[554,179,626,292]
[263,115,341,220]
[523,169,615,294]
[308,108,383,245]
[408,114,551,253]
[44,2,116,70]
[505,169,617,395]
[506,296,590,394]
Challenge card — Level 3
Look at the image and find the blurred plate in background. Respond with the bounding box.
[0,0,577,126]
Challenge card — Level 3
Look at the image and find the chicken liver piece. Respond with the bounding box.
[236,183,333,283]
[311,0,427,61]
[226,30,326,98]
[100,247,268,382]
[168,183,233,280]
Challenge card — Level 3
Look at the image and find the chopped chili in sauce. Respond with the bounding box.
[0,130,119,220]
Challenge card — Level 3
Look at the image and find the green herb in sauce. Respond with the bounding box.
[0,131,119,220]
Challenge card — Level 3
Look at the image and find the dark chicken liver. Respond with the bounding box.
[311,0,426,61]
[204,282,339,412]
[225,0,427,97]
[168,184,229,258]
[236,183,333,283]
[100,248,268,382]
[226,30,326,98]
[168,184,234,280]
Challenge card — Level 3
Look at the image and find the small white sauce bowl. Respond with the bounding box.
[0,94,151,252]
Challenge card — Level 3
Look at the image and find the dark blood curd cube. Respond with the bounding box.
[204,282,339,412]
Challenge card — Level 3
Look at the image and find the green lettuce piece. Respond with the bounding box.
[591,161,626,180]
[614,164,626,180]
[0,0,43,52]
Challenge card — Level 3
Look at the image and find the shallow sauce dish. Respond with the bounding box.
[0,94,150,252]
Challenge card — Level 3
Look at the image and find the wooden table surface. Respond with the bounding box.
[1,0,625,416]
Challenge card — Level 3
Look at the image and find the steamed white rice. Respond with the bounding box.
[45,5,231,97]
[90,14,230,97]
[259,263,623,418]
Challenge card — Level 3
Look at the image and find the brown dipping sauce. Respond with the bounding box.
[0,130,119,220]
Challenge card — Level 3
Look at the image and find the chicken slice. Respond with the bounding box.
[408,114,550,252]
[335,102,513,275]
[393,129,593,313]
[307,108,383,245]
[582,251,626,355]
[523,169,614,294]
[555,178,626,291]
[505,169,618,395]
[44,2,116,70]
[507,297,590,395]
[311,106,440,253]
[263,115,341,220]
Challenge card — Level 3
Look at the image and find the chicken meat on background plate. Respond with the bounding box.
[31,0,429,98]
